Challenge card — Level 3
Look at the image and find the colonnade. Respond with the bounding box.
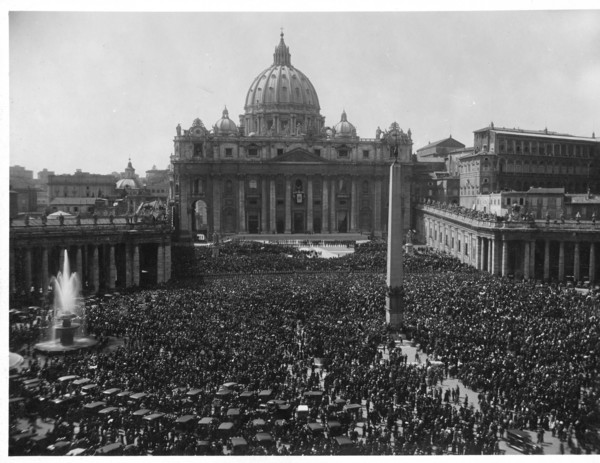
[423,215,598,284]
[9,241,172,295]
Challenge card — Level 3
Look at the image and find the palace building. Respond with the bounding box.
[170,33,413,242]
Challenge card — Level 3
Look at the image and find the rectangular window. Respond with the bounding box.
[225,148,233,157]
[338,149,348,157]
[248,148,258,157]
[277,148,284,156]
[314,149,321,156]
[363,150,369,159]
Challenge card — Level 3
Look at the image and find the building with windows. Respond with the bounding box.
[170,33,414,242]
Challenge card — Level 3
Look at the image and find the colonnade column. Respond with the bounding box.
[329,178,337,233]
[238,176,246,233]
[530,240,536,281]
[284,176,292,234]
[574,242,580,282]
[544,240,550,281]
[269,178,276,233]
[558,241,565,281]
[590,243,596,284]
[108,245,116,290]
[76,246,83,286]
[41,247,49,294]
[125,243,133,288]
[25,249,33,291]
[322,177,329,233]
[133,245,140,286]
[261,179,268,234]
[212,176,221,234]
[307,178,313,233]
[524,241,531,280]
[164,243,171,282]
[489,238,495,274]
[350,177,358,232]
[156,244,165,284]
[92,245,100,292]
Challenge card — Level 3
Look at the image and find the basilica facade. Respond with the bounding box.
[170,33,413,241]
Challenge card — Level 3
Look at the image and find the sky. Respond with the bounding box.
[6,4,600,178]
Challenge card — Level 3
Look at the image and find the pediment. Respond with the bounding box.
[272,148,329,163]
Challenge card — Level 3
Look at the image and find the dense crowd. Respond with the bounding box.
[9,246,600,456]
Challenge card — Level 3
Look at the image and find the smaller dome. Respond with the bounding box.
[333,110,357,138]
[116,178,140,190]
[213,107,238,136]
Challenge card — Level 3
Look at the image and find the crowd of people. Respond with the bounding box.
[9,245,600,456]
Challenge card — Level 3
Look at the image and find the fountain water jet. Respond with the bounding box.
[35,250,99,354]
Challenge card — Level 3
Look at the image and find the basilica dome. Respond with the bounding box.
[242,33,324,136]
[333,110,357,138]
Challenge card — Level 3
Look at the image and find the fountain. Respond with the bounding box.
[35,250,99,354]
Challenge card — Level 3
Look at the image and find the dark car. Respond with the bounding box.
[505,429,542,454]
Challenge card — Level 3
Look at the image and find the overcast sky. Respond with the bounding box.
[8,7,600,177]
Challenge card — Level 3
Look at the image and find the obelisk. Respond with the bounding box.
[386,157,404,328]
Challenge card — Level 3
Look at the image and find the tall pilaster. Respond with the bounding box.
[590,242,596,284]
[108,245,116,290]
[307,178,313,233]
[322,176,329,233]
[574,242,580,282]
[284,177,292,233]
[238,176,246,233]
[25,248,33,290]
[330,178,337,233]
[524,241,530,280]
[133,245,140,286]
[558,241,565,281]
[475,237,482,270]
[544,240,550,281]
[125,243,133,287]
[261,178,268,233]
[212,176,221,234]
[269,178,276,233]
[157,244,165,284]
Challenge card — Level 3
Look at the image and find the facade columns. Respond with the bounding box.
[544,240,550,281]
[269,178,276,233]
[238,177,246,233]
[261,178,268,233]
[108,245,116,290]
[524,241,530,280]
[558,241,565,281]
[350,177,358,232]
[307,178,313,233]
[157,244,165,284]
[374,177,382,236]
[574,242,580,282]
[133,245,140,286]
[489,238,495,274]
[284,177,292,233]
[322,177,329,233]
[212,177,221,234]
[590,243,596,284]
[330,178,337,233]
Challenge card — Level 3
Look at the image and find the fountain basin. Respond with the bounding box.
[35,336,99,354]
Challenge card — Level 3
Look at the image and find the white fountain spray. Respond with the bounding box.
[52,250,81,320]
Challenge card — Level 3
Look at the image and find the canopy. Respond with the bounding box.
[307,422,324,432]
[143,413,165,422]
[133,409,151,417]
[198,417,216,426]
[48,210,74,218]
[175,415,196,423]
[102,388,121,396]
[255,432,273,443]
[335,436,354,447]
[231,437,248,448]
[343,403,361,411]
[98,407,119,415]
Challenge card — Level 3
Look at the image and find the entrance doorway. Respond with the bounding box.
[337,211,348,233]
[293,212,304,233]
[248,214,259,234]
